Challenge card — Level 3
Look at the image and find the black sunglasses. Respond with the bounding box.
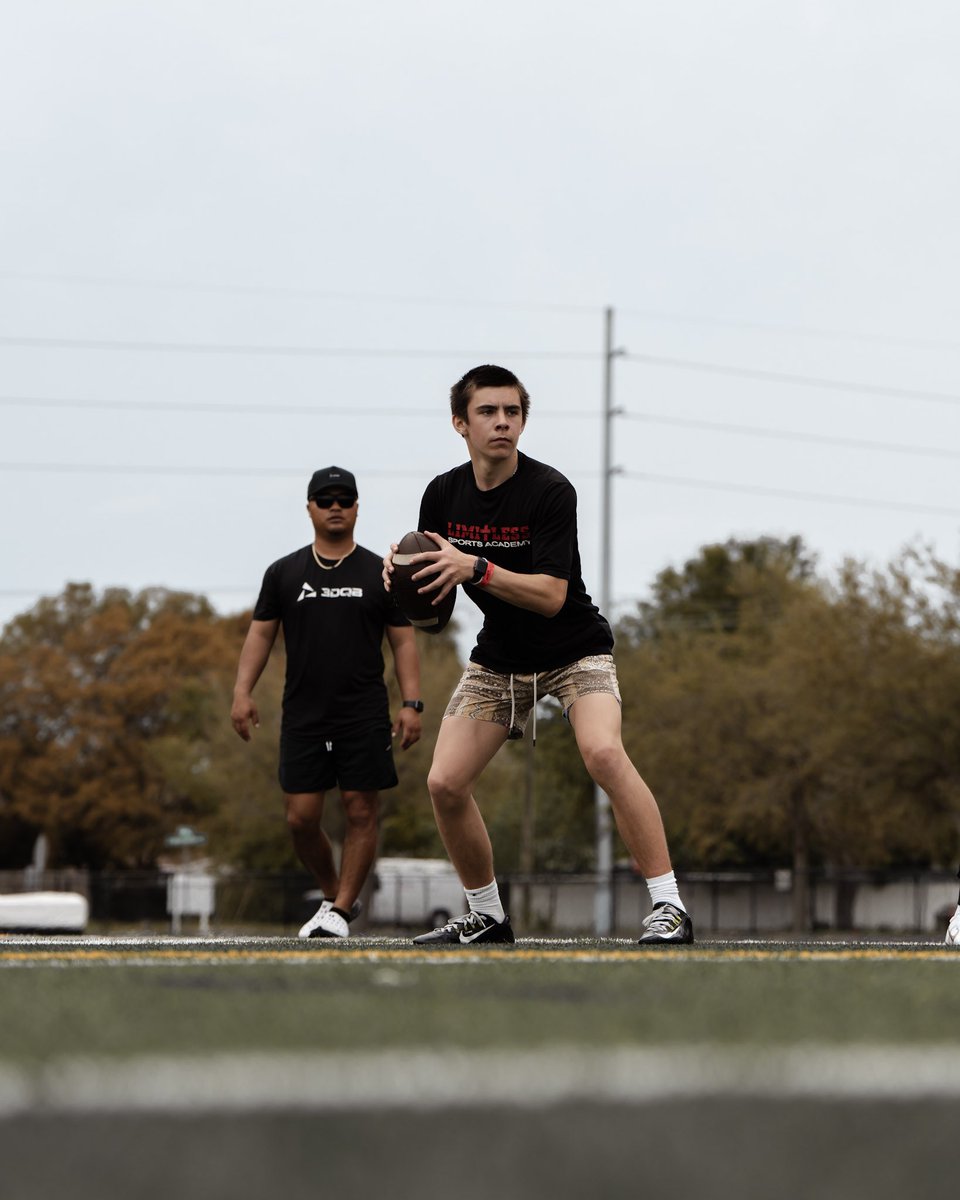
[311,494,356,509]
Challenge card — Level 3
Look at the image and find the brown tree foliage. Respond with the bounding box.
[0,584,232,868]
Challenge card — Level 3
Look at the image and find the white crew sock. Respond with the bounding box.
[646,870,685,912]
[465,880,506,923]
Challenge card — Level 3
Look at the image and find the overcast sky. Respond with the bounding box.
[2,2,959,655]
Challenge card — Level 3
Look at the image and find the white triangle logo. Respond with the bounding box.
[297,581,317,603]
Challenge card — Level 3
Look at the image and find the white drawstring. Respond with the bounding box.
[508,673,516,736]
[532,672,538,746]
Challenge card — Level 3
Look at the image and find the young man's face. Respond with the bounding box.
[454,386,526,461]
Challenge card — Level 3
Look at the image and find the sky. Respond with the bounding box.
[2,1,959,657]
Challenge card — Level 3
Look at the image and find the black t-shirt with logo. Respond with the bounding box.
[418,452,613,673]
[252,544,409,735]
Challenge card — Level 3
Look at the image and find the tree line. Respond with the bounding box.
[1,538,958,892]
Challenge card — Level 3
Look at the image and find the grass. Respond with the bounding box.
[2,951,960,1066]
[3,942,960,1200]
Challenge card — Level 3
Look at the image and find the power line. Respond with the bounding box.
[0,461,602,480]
[0,398,955,465]
[618,308,960,354]
[0,270,600,316]
[4,335,958,407]
[0,462,429,479]
[0,395,440,418]
[0,335,599,361]
[625,471,960,518]
[622,411,960,461]
[6,271,958,353]
[0,395,597,419]
[624,353,960,407]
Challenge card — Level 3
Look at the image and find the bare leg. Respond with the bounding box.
[284,792,339,895]
[568,694,672,879]
[426,716,509,890]
[335,790,380,910]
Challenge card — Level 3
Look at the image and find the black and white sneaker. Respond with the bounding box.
[413,911,515,946]
[638,901,694,945]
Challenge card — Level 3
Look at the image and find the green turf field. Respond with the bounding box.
[2,936,958,1200]
[1,941,959,1063]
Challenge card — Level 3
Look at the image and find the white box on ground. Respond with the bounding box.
[370,857,465,928]
[0,891,88,932]
[167,872,215,933]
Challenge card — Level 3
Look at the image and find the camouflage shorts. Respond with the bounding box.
[443,655,621,740]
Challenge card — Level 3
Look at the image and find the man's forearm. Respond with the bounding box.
[411,532,568,618]
[389,629,421,700]
[472,561,567,617]
[233,623,278,695]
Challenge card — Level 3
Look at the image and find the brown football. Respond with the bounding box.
[391,531,456,634]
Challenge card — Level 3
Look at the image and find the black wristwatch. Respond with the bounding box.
[402,700,424,713]
[470,556,489,585]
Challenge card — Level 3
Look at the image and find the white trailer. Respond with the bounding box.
[369,857,465,929]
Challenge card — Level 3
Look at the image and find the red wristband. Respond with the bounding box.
[478,560,495,588]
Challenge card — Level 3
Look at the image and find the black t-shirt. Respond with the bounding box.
[252,544,409,735]
[418,452,613,673]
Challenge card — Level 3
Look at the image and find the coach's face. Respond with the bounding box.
[307,491,358,540]
[454,386,525,461]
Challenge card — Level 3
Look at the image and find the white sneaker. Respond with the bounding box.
[945,907,960,947]
[298,900,333,939]
[298,899,362,939]
[309,908,350,938]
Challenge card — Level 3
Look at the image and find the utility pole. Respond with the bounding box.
[594,305,619,936]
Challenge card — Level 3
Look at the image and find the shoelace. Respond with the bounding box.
[643,905,683,933]
[440,911,487,933]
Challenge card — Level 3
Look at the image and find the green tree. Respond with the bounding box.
[629,535,817,636]
[616,542,960,929]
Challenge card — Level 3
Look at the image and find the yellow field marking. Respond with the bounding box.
[0,943,956,966]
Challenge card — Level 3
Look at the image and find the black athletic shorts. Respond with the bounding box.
[278,724,399,794]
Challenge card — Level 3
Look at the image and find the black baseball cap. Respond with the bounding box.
[307,466,358,500]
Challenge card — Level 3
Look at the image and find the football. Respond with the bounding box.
[391,531,457,634]
[945,910,960,947]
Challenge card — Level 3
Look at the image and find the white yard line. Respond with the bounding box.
[2,1045,960,1115]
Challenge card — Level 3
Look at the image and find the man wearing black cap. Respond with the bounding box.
[231,466,423,938]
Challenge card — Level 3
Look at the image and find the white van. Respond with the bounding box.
[370,857,465,929]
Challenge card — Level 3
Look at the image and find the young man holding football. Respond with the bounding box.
[232,466,423,939]
[384,365,693,946]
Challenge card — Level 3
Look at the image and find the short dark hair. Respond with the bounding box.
[450,364,530,423]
